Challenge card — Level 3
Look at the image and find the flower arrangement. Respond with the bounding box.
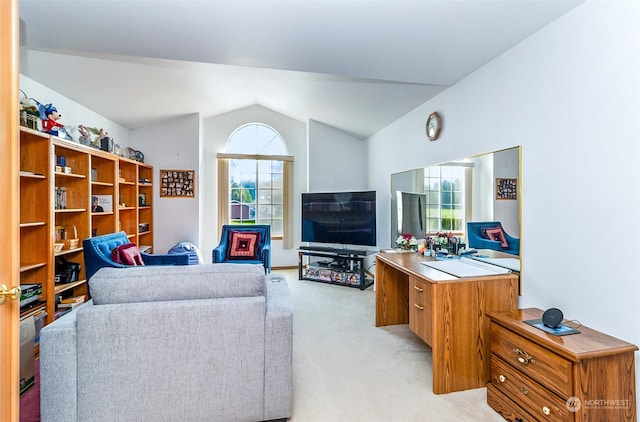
[427,232,457,249]
[396,233,418,251]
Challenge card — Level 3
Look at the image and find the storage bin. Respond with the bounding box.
[63,225,79,249]
[55,257,80,284]
[55,225,79,250]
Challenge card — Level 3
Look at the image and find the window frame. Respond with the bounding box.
[424,165,473,235]
[217,153,294,247]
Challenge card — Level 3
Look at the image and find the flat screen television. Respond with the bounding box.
[301,191,377,247]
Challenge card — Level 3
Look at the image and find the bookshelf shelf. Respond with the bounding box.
[20,221,46,228]
[19,263,47,273]
[54,279,87,294]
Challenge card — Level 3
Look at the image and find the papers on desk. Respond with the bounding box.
[421,257,512,278]
[471,256,520,272]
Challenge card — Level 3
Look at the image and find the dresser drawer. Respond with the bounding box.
[487,382,537,422]
[491,355,572,421]
[491,324,572,397]
[409,277,432,345]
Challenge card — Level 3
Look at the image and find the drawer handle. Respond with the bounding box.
[498,374,506,383]
[513,348,535,365]
[542,406,551,416]
[519,384,529,395]
[414,303,424,311]
[414,285,424,292]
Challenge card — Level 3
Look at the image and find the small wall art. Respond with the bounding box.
[160,169,195,198]
[496,178,517,200]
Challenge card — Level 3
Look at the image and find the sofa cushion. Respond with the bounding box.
[227,230,261,260]
[76,297,266,421]
[90,263,265,305]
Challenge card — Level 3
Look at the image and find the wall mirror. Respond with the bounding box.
[390,146,521,258]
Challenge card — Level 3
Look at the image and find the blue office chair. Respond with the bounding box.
[83,232,190,281]
[212,225,271,273]
[466,221,520,255]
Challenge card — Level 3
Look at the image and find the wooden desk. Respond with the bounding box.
[375,252,519,394]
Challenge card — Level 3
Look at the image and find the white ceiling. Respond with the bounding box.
[18,0,582,139]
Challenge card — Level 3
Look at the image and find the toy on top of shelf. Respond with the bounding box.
[126,147,137,160]
[86,127,114,152]
[19,90,40,130]
[38,103,66,137]
[77,125,92,146]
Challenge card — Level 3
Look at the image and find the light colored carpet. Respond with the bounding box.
[281,269,504,422]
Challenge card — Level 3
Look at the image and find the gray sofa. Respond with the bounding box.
[40,263,293,422]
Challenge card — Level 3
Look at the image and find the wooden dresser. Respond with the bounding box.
[487,308,637,421]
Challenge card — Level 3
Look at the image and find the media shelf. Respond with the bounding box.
[297,248,374,290]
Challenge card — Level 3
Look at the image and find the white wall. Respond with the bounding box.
[368,0,640,402]
[131,113,201,254]
[202,105,307,267]
[308,120,368,192]
[19,75,129,144]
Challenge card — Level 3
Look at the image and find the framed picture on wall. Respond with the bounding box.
[160,169,195,198]
[496,178,517,200]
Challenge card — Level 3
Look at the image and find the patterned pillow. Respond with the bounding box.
[481,226,501,240]
[226,231,261,260]
[483,227,509,248]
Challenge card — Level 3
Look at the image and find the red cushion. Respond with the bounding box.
[226,231,261,260]
[483,227,509,248]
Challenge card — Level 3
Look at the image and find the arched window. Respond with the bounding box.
[226,123,287,155]
[217,123,293,247]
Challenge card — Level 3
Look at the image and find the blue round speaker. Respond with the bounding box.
[542,307,563,328]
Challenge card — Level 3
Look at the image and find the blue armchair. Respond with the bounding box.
[466,221,520,256]
[212,225,271,273]
[83,232,190,281]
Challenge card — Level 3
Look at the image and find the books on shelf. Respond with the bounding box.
[55,186,67,209]
[19,284,42,308]
[92,194,113,212]
[58,295,86,309]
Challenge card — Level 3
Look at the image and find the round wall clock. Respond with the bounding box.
[426,111,442,141]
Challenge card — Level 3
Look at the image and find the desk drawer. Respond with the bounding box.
[409,277,432,345]
[491,324,572,398]
[491,355,572,421]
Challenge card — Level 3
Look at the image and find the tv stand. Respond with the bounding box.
[298,247,374,290]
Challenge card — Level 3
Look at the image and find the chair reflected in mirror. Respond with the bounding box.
[467,221,520,256]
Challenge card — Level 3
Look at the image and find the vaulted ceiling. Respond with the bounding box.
[19,0,582,138]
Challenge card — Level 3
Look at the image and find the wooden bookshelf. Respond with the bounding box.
[19,127,154,324]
